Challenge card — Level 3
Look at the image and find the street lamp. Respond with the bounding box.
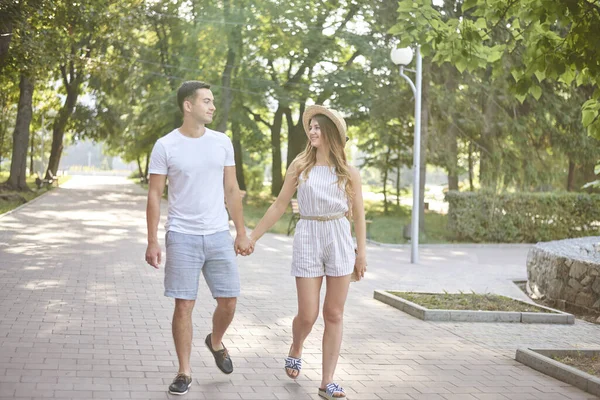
[391,45,422,264]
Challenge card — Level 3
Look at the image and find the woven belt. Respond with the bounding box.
[299,213,346,221]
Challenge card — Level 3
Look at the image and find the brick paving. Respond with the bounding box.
[0,175,599,399]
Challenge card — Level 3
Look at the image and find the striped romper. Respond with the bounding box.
[291,166,356,278]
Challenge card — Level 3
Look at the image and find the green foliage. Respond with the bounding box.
[242,199,293,235]
[445,191,600,243]
[2,0,599,218]
[244,164,264,193]
[392,0,600,139]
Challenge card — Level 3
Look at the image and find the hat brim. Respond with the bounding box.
[302,105,347,142]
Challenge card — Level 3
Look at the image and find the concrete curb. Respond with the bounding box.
[516,348,600,397]
[0,187,55,220]
[373,290,575,324]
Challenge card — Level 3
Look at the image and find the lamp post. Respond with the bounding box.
[391,45,422,264]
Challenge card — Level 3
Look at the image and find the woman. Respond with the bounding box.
[248,105,367,399]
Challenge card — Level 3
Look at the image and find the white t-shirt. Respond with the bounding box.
[148,128,235,235]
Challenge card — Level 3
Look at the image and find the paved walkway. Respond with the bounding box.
[1,175,599,400]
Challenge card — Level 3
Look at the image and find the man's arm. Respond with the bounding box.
[146,173,167,268]
[223,166,251,254]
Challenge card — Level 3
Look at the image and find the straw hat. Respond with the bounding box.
[302,105,348,143]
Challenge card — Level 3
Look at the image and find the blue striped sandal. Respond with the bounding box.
[318,382,346,399]
[284,352,302,379]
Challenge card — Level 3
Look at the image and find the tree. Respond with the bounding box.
[0,72,17,172]
[2,0,49,190]
[240,0,365,195]
[391,0,600,193]
[392,0,600,138]
[44,0,117,179]
[6,75,34,190]
[0,1,18,68]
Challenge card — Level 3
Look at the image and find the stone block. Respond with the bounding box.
[521,312,570,324]
[593,277,600,294]
[563,287,578,303]
[565,259,574,267]
[570,261,589,280]
[581,275,594,287]
[568,278,583,291]
[557,261,570,280]
[448,311,520,323]
[547,279,564,298]
[575,292,597,308]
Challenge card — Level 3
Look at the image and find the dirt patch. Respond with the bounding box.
[389,292,555,313]
[552,354,600,378]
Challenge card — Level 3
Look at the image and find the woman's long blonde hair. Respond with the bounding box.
[293,114,354,205]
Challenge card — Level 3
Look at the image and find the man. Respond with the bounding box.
[145,81,253,396]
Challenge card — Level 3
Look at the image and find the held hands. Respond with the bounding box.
[235,233,255,256]
[145,242,162,269]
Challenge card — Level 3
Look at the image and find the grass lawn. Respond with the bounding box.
[389,292,556,313]
[363,199,449,244]
[0,172,70,215]
[242,197,294,235]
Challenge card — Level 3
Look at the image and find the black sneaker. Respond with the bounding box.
[168,373,192,395]
[205,333,233,374]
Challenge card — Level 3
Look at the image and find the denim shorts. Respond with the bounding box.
[164,230,240,300]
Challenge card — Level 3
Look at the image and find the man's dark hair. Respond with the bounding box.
[177,81,211,112]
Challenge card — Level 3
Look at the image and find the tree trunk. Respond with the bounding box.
[418,61,430,231]
[567,159,575,192]
[136,156,144,179]
[447,124,459,191]
[144,152,150,182]
[270,106,284,196]
[0,102,6,172]
[479,75,498,191]
[45,67,81,179]
[396,166,401,207]
[215,0,238,133]
[0,128,4,173]
[29,129,34,176]
[6,74,34,191]
[468,142,474,191]
[383,146,391,215]
[231,121,245,190]
[0,9,15,69]
[285,104,307,167]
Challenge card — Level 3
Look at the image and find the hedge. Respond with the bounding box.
[445,191,600,243]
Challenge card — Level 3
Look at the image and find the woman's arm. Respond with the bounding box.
[249,162,299,243]
[350,166,367,278]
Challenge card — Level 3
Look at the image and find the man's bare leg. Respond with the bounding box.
[211,297,237,350]
[173,298,195,375]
